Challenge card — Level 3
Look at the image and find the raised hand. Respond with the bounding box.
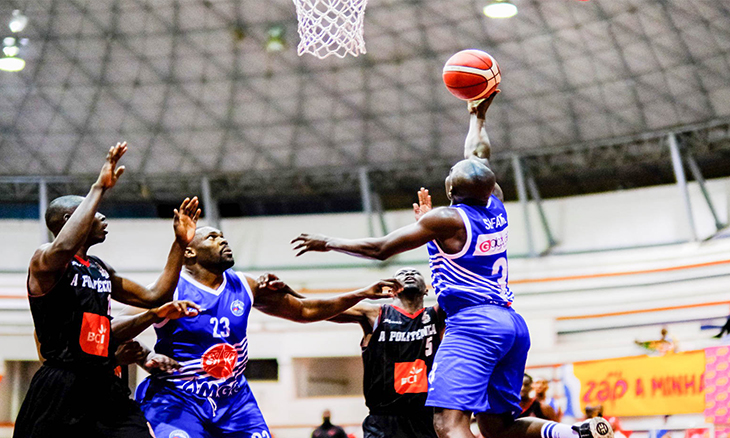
[145,353,180,373]
[152,300,201,321]
[291,233,330,257]
[257,273,287,290]
[96,142,127,191]
[360,278,403,299]
[413,187,432,221]
[468,89,500,119]
[173,197,202,245]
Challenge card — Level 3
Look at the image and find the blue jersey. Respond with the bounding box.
[427,196,513,316]
[152,269,253,399]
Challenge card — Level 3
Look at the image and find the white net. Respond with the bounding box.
[293,0,368,59]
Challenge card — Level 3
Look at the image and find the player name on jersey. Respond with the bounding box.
[382,324,438,342]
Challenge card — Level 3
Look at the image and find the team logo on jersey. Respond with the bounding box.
[394,359,428,394]
[169,430,190,438]
[202,343,238,379]
[230,300,245,317]
[473,228,509,256]
[95,264,109,279]
[422,311,431,324]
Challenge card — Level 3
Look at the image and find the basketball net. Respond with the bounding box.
[292,0,368,59]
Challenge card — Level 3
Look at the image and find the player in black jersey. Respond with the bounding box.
[15,142,201,438]
[330,267,445,438]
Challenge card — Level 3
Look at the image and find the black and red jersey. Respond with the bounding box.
[363,304,442,415]
[29,255,116,371]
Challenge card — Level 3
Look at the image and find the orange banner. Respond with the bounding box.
[572,351,705,416]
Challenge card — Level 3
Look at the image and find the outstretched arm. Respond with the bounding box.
[115,340,181,373]
[111,300,200,342]
[249,273,400,323]
[110,197,201,308]
[327,302,381,335]
[292,207,463,261]
[29,143,127,296]
[465,92,504,201]
[464,91,499,162]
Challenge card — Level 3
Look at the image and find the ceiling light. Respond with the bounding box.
[9,10,28,33]
[265,25,286,53]
[483,0,518,18]
[0,56,25,72]
[0,36,25,72]
[3,45,19,57]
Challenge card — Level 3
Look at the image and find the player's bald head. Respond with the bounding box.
[190,226,220,249]
[446,159,495,205]
[45,195,85,236]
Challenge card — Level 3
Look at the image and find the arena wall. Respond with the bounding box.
[0,178,728,437]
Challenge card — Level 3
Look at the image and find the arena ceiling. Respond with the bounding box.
[1,0,730,211]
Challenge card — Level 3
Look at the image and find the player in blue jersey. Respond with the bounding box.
[118,225,401,438]
[292,92,613,438]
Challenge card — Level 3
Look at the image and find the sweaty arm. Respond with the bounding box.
[292,207,463,261]
[110,198,201,308]
[247,274,399,323]
[29,143,127,296]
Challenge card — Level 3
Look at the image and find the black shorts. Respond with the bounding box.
[363,412,437,438]
[13,364,152,438]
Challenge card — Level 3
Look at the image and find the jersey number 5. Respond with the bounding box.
[210,317,230,338]
[425,337,433,357]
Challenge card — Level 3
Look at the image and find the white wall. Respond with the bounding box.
[1,178,730,436]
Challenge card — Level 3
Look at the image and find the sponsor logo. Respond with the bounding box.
[596,422,610,436]
[169,431,190,438]
[230,300,245,317]
[180,379,243,398]
[394,359,428,394]
[202,343,238,379]
[473,228,508,256]
[79,312,110,357]
[382,319,402,325]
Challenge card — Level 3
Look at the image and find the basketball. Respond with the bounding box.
[442,49,501,101]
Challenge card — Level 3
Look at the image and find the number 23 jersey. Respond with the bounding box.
[152,269,252,399]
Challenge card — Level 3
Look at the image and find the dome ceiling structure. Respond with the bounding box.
[0,0,729,206]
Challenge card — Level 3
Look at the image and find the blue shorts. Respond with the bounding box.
[136,378,271,438]
[425,304,530,415]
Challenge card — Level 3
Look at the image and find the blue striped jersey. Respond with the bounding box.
[427,196,513,316]
[152,269,252,399]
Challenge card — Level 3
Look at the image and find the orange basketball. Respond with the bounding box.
[443,49,501,101]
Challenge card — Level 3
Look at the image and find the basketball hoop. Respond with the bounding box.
[292,0,368,59]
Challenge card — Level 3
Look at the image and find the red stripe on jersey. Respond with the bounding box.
[74,255,90,267]
[391,306,425,319]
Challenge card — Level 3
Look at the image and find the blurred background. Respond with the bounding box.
[1,0,730,437]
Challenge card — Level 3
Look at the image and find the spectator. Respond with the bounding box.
[518,374,559,421]
[635,328,677,355]
[312,410,348,438]
[584,405,603,419]
[533,377,563,422]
